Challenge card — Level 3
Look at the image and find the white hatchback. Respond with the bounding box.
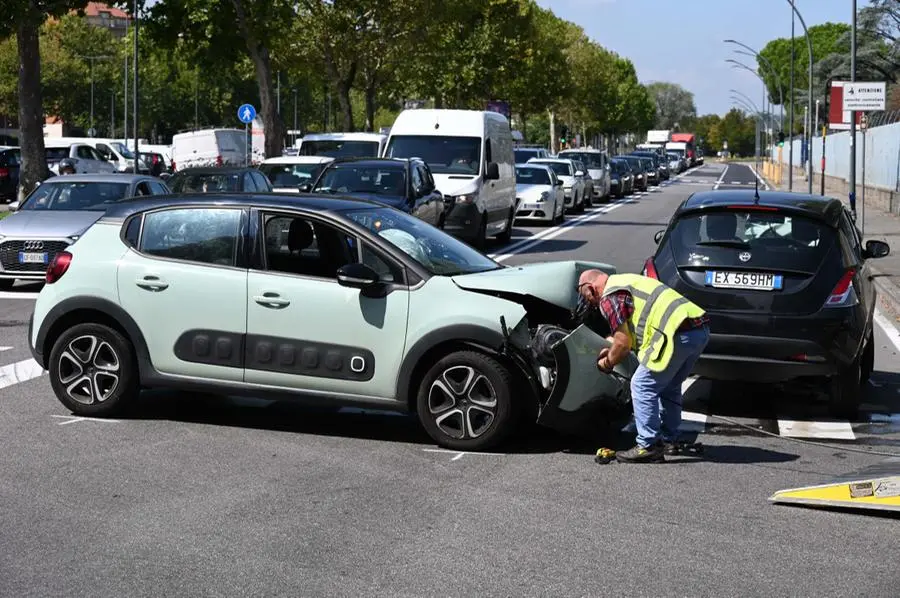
[258,156,334,193]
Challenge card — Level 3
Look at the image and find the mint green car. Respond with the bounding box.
[29,194,637,450]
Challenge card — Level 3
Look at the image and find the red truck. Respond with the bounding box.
[669,133,697,166]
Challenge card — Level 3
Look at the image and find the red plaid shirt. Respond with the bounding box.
[598,290,709,339]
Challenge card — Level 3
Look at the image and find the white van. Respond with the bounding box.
[384,109,516,247]
[171,128,247,171]
[47,137,147,173]
[296,132,386,158]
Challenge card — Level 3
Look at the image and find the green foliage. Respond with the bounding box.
[646,82,697,130]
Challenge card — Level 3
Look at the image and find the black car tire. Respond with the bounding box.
[829,359,863,420]
[473,212,488,250]
[416,350,518,451]
[48,323,140,417]
[496,208,514,243]
[861,329,875,385]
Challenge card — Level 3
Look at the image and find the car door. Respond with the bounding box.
[536,324,640,432]
[408,163,438,227]
[244,209,410,399]
[116,206,249,381]
[419,163,444,226]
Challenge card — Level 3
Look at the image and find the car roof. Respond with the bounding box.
[171,167,255,175]
[261,156,334,165]
[99,193,388,221]
[326,157,409,168]
[528,158,569,164]
[40,174,153,184]
[678,190,846,226]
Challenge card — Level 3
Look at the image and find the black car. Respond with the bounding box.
[0,147,20,203]
[608,158,635,198]
[644,190,890,417]
[619,156,649,191]
[632,150,669,181]
[168,166,274,194]
[304,157,446,229]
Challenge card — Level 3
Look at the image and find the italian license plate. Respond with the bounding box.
[705,270,783,291]
[18,251,48,265]
[524,203,541,210]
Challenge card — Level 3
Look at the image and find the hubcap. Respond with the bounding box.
[428,365,498,440]
[57,335,121,405]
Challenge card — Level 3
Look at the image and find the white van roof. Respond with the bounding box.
[389,109,509,137]
[172,128,244,141]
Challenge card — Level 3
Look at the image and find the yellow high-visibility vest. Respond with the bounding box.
[602,273,706,372]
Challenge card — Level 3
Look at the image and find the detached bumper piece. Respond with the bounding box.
[770,458,900,513]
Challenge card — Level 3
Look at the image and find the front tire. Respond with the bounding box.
[495,208,514,243]
[473,212,488,250]
[48,323,140,416]
[416,350,518,451]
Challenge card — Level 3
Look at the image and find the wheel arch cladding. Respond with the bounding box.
[397,324,539,412]
[37,297,151,378]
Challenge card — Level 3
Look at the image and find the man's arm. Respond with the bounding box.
[598,322,631,370]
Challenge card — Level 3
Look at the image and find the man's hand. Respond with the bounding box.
[597,348,613,372]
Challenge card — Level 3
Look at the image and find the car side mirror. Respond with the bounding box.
[575,170,585,177]
[864,239,890,259]
[555,180,564,187]
[484,162,500,180]
[298,182,312,193]
[336,263,381,289]
[8,200,19,211]
[654,230,664,244]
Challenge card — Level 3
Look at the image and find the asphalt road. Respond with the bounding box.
[1,162,899,596]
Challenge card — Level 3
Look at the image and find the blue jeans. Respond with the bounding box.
[630,326,710,448]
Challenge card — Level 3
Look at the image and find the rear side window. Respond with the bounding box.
[667,210,836,273]
[138,208,242,267]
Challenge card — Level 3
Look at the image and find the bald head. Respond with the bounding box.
[578,269,609,306]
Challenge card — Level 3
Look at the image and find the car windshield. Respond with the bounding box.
[313,164,407,198]
[610,161,625,174]
[45,148,69,161]
[670,210,835,273]
[110,142,135,159]
[259,163,327,188]
[345,207,501,276]
[19,181,130,210]
[299,140,381,158]
[561,152,603,168]
[385,135,481,175]
[170,173,242,193]
[533,161,570,177]
[515,166,551,185]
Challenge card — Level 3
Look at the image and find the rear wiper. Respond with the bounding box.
[696,239,751,249]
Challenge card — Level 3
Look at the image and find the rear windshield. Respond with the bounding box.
[561,152,603,168]
[300,140,380,158]
[533,161,570,177]
[259,162,327,188]
[170,173,242,193]
[514,149,542,163]
[668,210,836,273]
[20,182,130,210]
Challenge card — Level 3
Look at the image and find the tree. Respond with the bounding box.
[604,57,655,142]
[147,0,290,157]
[646,82,697,130]
[0,0,90,198]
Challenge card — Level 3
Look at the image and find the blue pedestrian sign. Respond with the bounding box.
[237,104,257,124]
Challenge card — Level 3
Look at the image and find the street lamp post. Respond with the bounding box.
[727,59,774,154]
[786,0,814,193]
[76,54,112,137]
[725,42,785,134]
[730,89,764,167]
[850,0,858,216]
[133,0,140,164]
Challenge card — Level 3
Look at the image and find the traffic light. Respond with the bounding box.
[560,125,569,145]
[777,131,785,146]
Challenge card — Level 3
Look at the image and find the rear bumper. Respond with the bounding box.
[694,334,838,383]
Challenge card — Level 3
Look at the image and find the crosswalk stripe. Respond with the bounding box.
[0,358,45,390]
[776,419,856,440]
[0,346,10,352]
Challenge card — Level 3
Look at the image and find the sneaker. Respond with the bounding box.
[662,441,681,456]
[615,443,665,463]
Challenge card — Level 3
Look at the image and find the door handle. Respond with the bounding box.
[253,292,290,308]
[135,275,169,291]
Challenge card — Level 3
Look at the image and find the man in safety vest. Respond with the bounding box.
[577,269,710,463]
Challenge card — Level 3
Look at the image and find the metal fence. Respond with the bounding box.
[773,119,900,192]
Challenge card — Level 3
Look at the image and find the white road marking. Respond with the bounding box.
[422,448,501,461]
[874,308,900,353]
[713,164,729,190]
[869,413,900,424]
[491,199,632,262]
[51,414,121,425]
[679,377,708,432]
[777,419,856,440]
[0,346,10,352]
[0,291,40,300]
[0,358,45,390]
[747,164,770,190]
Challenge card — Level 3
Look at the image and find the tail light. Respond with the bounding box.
[46,251,73,284]
[216,155,223,166]
[824,268,858,308]
[0,167,8,178]
[642,257,659,279]
[171,160,176,171]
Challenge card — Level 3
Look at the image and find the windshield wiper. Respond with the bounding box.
[696,239,751,249]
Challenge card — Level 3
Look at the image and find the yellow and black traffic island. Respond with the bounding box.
[770,458,900,513]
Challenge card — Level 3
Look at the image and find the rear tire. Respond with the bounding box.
[861,329,875,385]
[829,359,863,420]
[416,350,518,451]
[48,323,140,417]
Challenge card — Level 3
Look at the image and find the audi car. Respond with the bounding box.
[643,190,890,417]
[0,174,171,289]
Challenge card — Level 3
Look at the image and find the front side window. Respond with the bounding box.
[139,208,242,266]
[261,213,357,279]
[385,135,481,175]
[96,144,116,161]
[20,182,131,210]
[110,142,135,159]
[345,207,501,276]
[76,145,94,160]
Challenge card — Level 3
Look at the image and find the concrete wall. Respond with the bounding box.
[773,121,900,192]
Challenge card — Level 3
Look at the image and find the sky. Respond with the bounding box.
[537,0,870,116]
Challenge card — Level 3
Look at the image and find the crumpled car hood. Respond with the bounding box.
[451,260,617,310]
